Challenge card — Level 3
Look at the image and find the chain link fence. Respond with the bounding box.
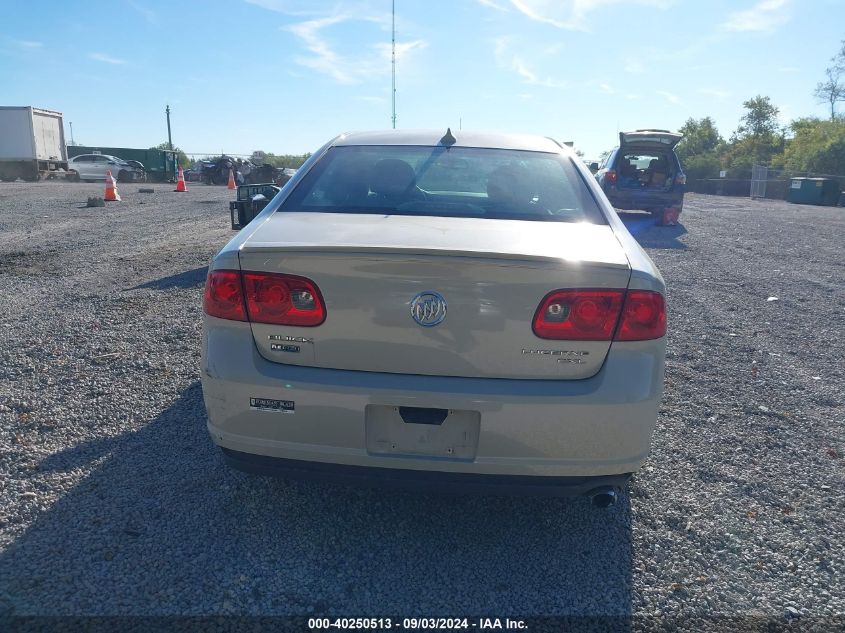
[687,166,844,203]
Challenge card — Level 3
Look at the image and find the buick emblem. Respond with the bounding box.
[410,291,447,327]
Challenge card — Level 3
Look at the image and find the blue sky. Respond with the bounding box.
[2,0,841,159]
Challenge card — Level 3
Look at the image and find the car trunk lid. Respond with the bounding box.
[619,130,682,150]
[238,212,631,379]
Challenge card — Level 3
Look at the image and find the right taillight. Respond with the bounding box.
[532,289,665,341]
[533,290,625,340]
[615,291,666,341]
[605,169,617,184]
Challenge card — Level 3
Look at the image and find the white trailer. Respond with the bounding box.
[0,106,70,181]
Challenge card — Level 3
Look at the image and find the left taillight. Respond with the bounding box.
[242,272,326,326]
[204,270,247,321]
[204,270,326,326]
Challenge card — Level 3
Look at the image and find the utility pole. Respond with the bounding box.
[391,0,396,129]
[69,122,75,145]
[166,104,173,151]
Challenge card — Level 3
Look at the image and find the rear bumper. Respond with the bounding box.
[604,187,684,212]
[222,448,632,496]
[202,319,665,481]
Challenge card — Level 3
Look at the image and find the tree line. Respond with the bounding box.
[676,41,845,181]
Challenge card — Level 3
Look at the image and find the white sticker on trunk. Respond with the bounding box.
[250,397,295,414]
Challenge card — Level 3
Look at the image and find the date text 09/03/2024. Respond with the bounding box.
[308,617,528,630]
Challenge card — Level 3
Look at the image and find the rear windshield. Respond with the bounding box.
[279,145,606,224]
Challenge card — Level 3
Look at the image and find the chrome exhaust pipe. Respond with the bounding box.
[588,488,618,508]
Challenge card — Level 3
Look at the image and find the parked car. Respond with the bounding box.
[595,130,686,225]
[68,154,145,183]
[123,159,147,181]
[201,130,667,505]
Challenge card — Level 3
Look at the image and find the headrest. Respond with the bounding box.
[370,159,416,196]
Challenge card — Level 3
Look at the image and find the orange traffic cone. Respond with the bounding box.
[174,166,187,192]
[227,168,236,190]
[104,170,121,201]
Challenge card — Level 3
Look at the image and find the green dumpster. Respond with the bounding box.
[786,177,841,206]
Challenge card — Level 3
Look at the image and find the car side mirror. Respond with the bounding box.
[589,162,599,172]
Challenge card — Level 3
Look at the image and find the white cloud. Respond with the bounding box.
[722,0,790,32]
[88,52,126,65]
[625,93,641,100]
[16,40,43,48]
[286,16,426,84]
[127,1,157,24]
[697,88,730,99]
[598,82,615,94]
[657,90,681,104]
[476,0,511,11]
[498,0,670,31]
[494,37,566,88]
[624,58,645,74]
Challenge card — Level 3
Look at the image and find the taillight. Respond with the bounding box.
[605,170,617,184]
[533,290,625,340]
[204,270,247,321]
[532,289,666,341]
[242,272,326,326]
[616,291,666,341]
[675,173,686,185]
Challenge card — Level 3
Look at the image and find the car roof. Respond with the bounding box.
[332,129,565,153]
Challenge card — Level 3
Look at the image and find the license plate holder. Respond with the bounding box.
[365,405,480,460]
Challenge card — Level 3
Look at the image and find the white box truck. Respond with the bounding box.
[0,106,70,181]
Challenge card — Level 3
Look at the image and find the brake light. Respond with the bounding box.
[605,170,617,184]
[675,173,686,185]
[533,290,625,340]
[242,272,326,326]
[532,289,666,341]
[616,291,666,341]
[204,270,247,321]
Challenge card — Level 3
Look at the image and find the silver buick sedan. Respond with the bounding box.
[201,130,666,505]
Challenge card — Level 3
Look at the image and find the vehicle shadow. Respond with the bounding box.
[0,383,633,625]
[617,213,689,250]
[131,266,208,290]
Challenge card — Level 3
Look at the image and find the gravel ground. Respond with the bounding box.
[0,183,843,630]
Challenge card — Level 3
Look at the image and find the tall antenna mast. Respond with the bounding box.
[391,0,396,129]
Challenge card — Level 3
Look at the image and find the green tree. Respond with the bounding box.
[814,41,845,121]
[727,95,784,170]
[259,153,311,169]
[151,142,190,168]
[675,117,723,161]
[781,117,845,175]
